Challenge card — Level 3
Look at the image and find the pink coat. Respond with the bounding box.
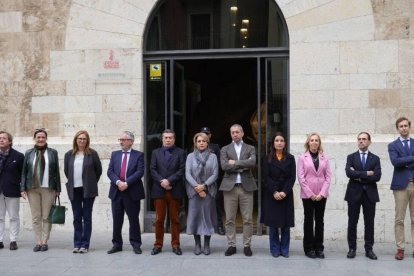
[297,151,331,199]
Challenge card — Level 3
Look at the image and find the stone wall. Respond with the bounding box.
[0,0,413,243]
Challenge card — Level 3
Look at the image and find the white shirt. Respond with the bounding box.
[32,149,49,188]
[73,153,84,188]
[233,141,243,183]
[399,137,411,148]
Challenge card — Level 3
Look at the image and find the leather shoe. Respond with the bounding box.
[40,244,48,252]
[365,250,377,260]
[271,252,280,258]
[217,226,225,235]
[224,246,236,256]
[244,246,253,257]
[151,247,162,255]
[315,250,325,259]
[172,247,182,255]
[305,250,316,259]
[133,247,142,254]
[10,241,18,251]
[107,246,122,254]
[33,244,41,252]
[0,242,4,249]
[281,252,289,258]
[395,249,404,260]
[347,249,356,259]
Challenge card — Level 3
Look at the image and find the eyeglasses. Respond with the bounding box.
[118,139,132,142]
[77,138,87,141]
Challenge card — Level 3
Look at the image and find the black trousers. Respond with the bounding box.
[302,198,327,253]
[111,192,142,249]
[347,191,376,251]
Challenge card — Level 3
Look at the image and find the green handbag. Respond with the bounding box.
[48,196,66,224]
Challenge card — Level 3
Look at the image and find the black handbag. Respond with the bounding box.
[48,196,66,224]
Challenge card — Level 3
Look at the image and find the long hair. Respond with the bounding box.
[72,130,91,155]
[304,132,323,153]
[267,132,287,163]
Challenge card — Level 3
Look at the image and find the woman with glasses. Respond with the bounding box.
[64,130,102,253]
[21,129,61,252]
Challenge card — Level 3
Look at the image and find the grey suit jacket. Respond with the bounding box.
[219,141,257,192]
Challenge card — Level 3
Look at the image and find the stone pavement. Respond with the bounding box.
[0,230,413,276]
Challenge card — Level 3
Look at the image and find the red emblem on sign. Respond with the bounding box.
[103,50,119,69]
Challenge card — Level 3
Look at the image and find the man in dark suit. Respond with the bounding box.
[200,126,225,235]
[388,117,414,260]
[345,132,381,260]
[220,124,256,257]
[107,131,145,254]
[0,131,24,250]
[150,129,185,255]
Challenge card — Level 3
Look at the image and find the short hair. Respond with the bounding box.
[193,132,210,149]
[304,132,323,153]
[0,131,13,146]
[395,117,411,129]
[33,128,47,139]
[162,129,176,138]
[72,130,91,155]
[357,131,371,141]
[230,124,243,132]
[123,131,135,142]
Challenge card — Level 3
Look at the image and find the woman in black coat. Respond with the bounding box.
[64,130,102,253]
[262,132,296,258]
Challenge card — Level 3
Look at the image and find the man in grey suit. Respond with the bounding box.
[220,124,257,256]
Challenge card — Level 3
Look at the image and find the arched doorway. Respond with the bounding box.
[143,0,289,234]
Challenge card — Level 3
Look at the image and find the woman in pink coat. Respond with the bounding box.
[297,133,331,259]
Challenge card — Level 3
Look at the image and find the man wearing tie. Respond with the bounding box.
[220,124,256,256]
[345,132,381,260]
[107,131,145,254]
[150,129,185,255]
[388,117,414,260]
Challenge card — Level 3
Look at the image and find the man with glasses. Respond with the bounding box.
[150,129,185,255]
[345,132,381,260]
[107,131,145,254]
[388,117,414,260]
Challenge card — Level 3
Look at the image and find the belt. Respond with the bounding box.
[234,183,242,187]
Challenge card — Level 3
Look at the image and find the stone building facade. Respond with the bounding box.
[0,0,413,243]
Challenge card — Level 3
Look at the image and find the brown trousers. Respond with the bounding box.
[154,191,181,248]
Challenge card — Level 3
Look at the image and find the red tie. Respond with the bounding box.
[119,152,128,181]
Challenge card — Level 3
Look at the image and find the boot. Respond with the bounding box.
[203,235,211,255]
[194,235,202,255]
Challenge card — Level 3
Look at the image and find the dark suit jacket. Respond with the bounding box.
[219,141,257,192]
[150,146,186,199]
[345,151,381,203]
[0,148,24,197]
[64,149,102,201]
[107,149,145,201]
[388,138,414,190]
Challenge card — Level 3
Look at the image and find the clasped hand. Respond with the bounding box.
[273,191,286,200]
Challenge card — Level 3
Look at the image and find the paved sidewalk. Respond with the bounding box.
[0,230,413,276]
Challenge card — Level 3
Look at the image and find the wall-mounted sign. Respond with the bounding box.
[150,63,162,81]
[104,50,120,69]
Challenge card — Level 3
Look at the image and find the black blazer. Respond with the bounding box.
[64,149,102,201]
[345,151,381,203]
[0,148,24,197]
[150,146,185,199]
[107,149,145,201]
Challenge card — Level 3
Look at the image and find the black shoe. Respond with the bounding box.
[151,247,162,255]
[271,252,280,258]
[281,252,289,258]
[172,247,182,255]
[40,244,48,252]
[244,246,253,257]
[365,250,377,260]
[315,250,325,259]
[224,246,236,256]
[33,244,41,252]
[107,246,122,254]
[347,249,356,259]
[10,241,18,250]
[0,242,4,249]
[133,247,142,254]
[305,250,317,259]
[217,226,225,235]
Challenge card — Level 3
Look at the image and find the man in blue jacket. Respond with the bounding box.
[388,117,414,260]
